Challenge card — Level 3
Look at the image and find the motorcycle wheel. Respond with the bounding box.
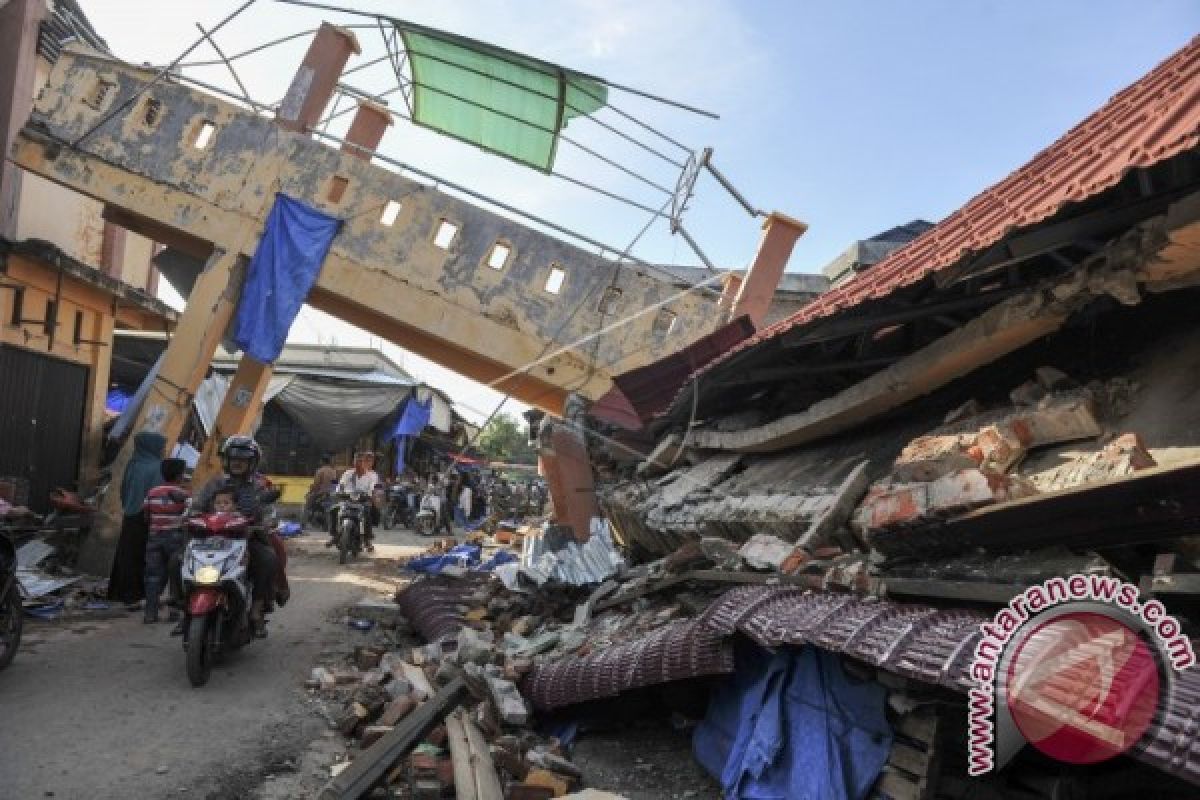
[383,508,394,530]
[0,583,22,671]
[186,615,214,687]
[339,523,353,565]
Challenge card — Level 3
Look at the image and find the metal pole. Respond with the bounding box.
[72,0,259,147]
[675,222,718,272]
[195,23,255,108]
[705,157,765,218]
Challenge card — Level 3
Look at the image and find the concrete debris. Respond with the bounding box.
[739,534,795,570]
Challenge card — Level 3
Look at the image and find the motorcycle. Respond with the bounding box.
[0,532,21,671]
[414,490,441,537]
[305,489,332,530]
[180,511,261,687]
[333,491,370,564]
[381,483,411,530]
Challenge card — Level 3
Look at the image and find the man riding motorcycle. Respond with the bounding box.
[192,436,279,637]
[327,450,381,553]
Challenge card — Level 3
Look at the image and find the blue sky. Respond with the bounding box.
[90,1,1198,418]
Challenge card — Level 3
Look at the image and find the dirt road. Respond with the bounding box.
[0,529,426,800]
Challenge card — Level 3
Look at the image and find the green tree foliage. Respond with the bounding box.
[477,412,536,464]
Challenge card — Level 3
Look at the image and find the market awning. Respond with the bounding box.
[400,28,608,171]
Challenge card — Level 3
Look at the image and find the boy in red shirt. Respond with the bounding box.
[143,458,190,624]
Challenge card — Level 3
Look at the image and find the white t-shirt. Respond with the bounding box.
[458,486,473,515]
[339,469,379,495]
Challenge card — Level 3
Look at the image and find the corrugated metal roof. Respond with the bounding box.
[691,34,1200,383]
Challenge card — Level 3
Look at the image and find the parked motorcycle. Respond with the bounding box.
[381,483,411,530]
[180,511,261,687]
[333,491,370,564]
[414,490,441,537]
[0,533,21,671]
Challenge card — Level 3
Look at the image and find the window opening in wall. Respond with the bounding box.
[327,175,349,204]
[192,120,216,149]
[142,98,163,127]
[653,308,678,337]
[9,288,24,326]
[85,79,115,110]
[598,286,622,313]
[380,200,402,226]
[487,242,511,270]
[434,220,459,249]
[544,265,566,294]
[43,299,57,337]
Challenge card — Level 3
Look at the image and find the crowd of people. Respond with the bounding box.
[97,434,546,639]
[305,450,548,540]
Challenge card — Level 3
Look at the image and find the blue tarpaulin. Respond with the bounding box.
[694,643,892,800]
[390,397,432,473]
[233,194,342,363]
[404,543,482,574]
[105,387,132,414]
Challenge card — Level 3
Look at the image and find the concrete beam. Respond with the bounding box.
[14,51,727,411]
[730,212,807,327]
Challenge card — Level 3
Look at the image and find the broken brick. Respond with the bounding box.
[377,695,415,727]
[524,768,571,797]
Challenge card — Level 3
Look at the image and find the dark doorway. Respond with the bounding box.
[0,345,88,512]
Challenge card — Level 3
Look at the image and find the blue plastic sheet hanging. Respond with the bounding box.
[390,397,432,474]
[233,194,342,363]
[694,642,893,800]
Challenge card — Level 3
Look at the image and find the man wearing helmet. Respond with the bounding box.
[193,435,280,637]
[328,450,381,553]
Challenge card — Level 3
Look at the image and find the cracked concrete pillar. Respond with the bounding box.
[342,100,393,159]
[538,416,599,543]
[81,240,255,575]
[731,211,807,327]
[276,22,361,134]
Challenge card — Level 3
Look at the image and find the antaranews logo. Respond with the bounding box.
[967,574,1195,775]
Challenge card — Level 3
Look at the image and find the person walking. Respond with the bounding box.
[107,431,165,609]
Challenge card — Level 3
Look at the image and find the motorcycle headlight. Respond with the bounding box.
[195,565,220,585]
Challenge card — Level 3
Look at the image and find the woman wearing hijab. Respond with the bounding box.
[107,431,166,609]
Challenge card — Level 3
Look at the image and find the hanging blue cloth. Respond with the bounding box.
[391,397,432,437]
[694,643,892,800]
[233,193,342,363]
[390,397,432,473]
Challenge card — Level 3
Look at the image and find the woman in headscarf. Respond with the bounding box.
[107,431,166,608]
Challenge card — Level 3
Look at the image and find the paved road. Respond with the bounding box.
[0,527,427,800]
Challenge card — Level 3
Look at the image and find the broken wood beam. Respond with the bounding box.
[317,677,467,800]
[446,708,504,800]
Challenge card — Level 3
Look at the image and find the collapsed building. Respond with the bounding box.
[317,33,1200,800]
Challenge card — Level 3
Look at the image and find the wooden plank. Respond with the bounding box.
[399,661,436,700]
[317,677,466,800]
[882,577,1026,604]
[446,711,478,800]
[462,710,505,800]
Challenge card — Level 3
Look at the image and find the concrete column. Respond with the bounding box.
[717,272,743,318]
[538,423,599,542]
[342,100,392,159]
[191,357,274,488]
[0,0,45,239]
[276,23,361,134]
[730,211,807,328]
[79,237,255,575]
[78,310,115,490]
